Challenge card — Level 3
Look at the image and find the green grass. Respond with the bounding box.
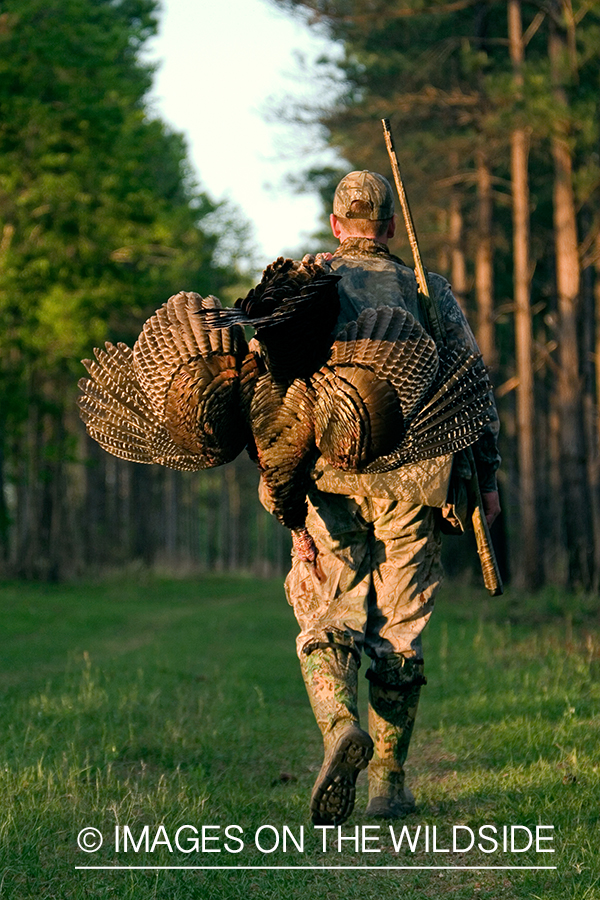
[0,574,599,899]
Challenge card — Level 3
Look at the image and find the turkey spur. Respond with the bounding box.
[78,257,494,562]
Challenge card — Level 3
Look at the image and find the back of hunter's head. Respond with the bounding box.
[333,171,395,221]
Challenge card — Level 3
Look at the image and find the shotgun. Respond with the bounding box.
[382,117,503,596]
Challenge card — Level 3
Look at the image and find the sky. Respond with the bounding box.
[146,0,343,265]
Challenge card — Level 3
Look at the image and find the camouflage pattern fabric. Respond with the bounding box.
[366,656,425,812]
[299,644,374,825]
[285,489,443,660]
[333,171,395,221]
[299,645,360,736]
[312,452,454,507]
[282,237,500,818]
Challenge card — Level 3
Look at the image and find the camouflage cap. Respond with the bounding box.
[333,170,395,220]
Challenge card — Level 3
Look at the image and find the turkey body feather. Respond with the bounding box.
[78,257,494,558]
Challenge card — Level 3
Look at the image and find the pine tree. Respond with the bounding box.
[274,0,600,591]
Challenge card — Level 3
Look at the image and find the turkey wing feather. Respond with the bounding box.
[78,343,215,470]
[79,293,257,471]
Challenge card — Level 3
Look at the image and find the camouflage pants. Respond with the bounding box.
[285,490,443,663]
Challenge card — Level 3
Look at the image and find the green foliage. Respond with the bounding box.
[0,575,598,897]
[0,0,243,425]
[273,0,600,261]
[0,0,254,570]
[273,0,600,591]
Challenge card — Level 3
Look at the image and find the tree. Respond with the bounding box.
[0,0,247,577]
[273,0,600,591]
[548,1,595,587]
[508,0,539,587]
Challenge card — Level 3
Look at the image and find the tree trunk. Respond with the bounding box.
[0,425,10,566]
[549,18,593,588]
[546,391,567,580]
[227,464,241,570]
[508,0,539,588]
[449,186,468,313]
[436,209,450,276]
[582,261,600,589]
[163,468,178,563]
[475,150,496,370]
[131,464,157,567]
[595,231,600,468]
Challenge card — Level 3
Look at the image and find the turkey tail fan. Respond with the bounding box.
[363,349,494,473]
[312,306,439,470]
[328,306,439,417]
[78,343,213,471]
[131,292,254,467]
[133,292,248,414]
[312,364,402,470]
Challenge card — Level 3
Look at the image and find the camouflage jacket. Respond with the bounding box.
[310,237,501,501]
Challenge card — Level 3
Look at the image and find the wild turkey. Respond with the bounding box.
[78,257,493,563]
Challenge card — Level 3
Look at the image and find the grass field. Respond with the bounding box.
[0,572,599,899]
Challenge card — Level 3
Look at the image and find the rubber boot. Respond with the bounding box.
[365,655,425,818]
[300,645,373,825]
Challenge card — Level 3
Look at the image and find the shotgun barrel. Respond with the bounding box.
[381,117,503,596]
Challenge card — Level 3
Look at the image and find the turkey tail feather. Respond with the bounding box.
[79,292,255,471]
[330,307,439,417]
[78,343,213,470]
[363,349,494,473]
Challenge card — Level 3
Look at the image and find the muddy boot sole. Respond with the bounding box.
[310,724,373,825]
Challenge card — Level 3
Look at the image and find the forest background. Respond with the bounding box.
[1,0,599,593]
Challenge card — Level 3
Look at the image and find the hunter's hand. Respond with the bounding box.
[302,252,333,266]
[292,527,318,563]
[482,490,501,527]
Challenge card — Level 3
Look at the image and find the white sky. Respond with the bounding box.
[147,0,343,266]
